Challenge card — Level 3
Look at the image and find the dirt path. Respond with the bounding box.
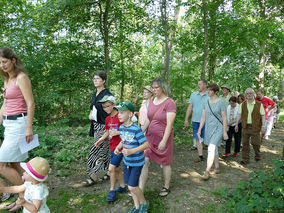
[48,124,283,213]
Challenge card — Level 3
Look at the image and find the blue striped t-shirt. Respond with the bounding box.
[119,123,147,167]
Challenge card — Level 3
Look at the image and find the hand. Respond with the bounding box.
[122,148,133,157]
[158,140,166,151]
[223,132,228,140]
[235,125,238,133]
[25,127,33,143]
[95,140,102,147]
[114,147,121,155]
[197,130,201,137]
[184,120,188,127]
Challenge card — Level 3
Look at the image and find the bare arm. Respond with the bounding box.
[0,184,26,194]
[235,114,241,132]
[158,112,176,151]
[17,73,35,143]
[95,129,109,147]
[184,104,192,127]
[197,110,206,134]
[0,99,6,125]
[221,110,228,140]
[21,199,42,213]
[141,117,150,133]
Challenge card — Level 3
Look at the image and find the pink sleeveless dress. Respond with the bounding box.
[145,98,176,166]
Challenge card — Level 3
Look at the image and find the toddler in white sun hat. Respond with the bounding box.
[0,157,50,213]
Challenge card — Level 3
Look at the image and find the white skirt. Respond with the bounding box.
[0,116,29,162]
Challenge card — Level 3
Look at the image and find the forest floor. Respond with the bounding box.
[0,122,283,213]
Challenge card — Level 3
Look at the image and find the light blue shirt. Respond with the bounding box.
[189,91,209,122]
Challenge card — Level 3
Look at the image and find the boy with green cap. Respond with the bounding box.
[114,102,149,213]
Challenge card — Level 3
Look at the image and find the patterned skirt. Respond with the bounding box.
[87,122,110,175]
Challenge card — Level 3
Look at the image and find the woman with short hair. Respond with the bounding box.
[82,70,112,186]
[197,83,228,180]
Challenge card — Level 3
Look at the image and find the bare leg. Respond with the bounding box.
[129,186,146,209]
[139,157,150,192]
[162,165,171,189]
[205,144,216,172]
[115,167,124,187]
[108,164,116,191]
[196,139,203,156]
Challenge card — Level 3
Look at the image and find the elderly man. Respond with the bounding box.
[184,79,209,163]
[235,88,265,165]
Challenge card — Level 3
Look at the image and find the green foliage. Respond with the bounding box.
[215,160,284,212]
[30,125,91,176]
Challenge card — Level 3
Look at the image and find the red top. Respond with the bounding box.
[3,75,27,115]
[255,96,275,119]
[105,113,123,151]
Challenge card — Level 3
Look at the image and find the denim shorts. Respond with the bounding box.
[192,122,205,140]
[123,165,143,187]
[0,116,28,162]
[110,151,123,167]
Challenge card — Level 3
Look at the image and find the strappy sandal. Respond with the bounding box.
[99,173,110,182]
[3,200,17,210]
[201,171,210,180]
[159,187,171,197]
[210,168,220,175]
[81,176,97,186]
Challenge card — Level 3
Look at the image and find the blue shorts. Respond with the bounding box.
[123,165,143,187]
[110,151,123,167]
[192,122,205,140]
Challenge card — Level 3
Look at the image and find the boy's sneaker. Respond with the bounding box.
[138,201,149,213]
[115,186,127,194]
[233,152,238,157]
[222,153,229,158]
[1,193,10,202]
[127,206,139,213]
[106,190,116,202]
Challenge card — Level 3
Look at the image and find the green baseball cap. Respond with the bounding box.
[114,102,135,112]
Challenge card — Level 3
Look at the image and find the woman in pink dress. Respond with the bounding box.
[139,77,176,197]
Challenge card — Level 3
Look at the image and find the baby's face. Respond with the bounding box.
[23,172,33,182]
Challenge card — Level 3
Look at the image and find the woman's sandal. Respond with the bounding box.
[201,171,210,180]
[9,203,23,212]
[159,187,171,197]
[82,176,97,186]
[99,173,110,182]
[210,168,220,175]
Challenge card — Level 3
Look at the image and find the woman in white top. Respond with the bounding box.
[138,86,153,129]
[223,96,241,157]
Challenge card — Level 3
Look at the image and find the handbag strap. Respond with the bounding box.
[207,100,223,125]
[149,98,168,123]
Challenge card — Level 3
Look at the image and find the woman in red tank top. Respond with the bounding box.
[0,47,35,211]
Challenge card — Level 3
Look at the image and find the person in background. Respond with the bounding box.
[237,94,246,105]
[272,96,280,128]
[221,85,232,106]
[0,47,35,211]
[255,90,275,139]
[223,96,241,157]
[140,77,176,197]
[235,88,265,165]
[184,79,209,161]
[82,70,112,186]
[197,83,228,180]
[138,86,153,129]
[234,91,239,98]
[264,103,276,140]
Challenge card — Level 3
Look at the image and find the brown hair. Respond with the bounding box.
[93,70,107,83]
[208,83,219,93]
[0,47,25,79]
[229,96,238,103]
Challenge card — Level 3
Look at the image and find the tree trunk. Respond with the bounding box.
[103,0,111,76]
[160,0,181,96]
[201,0,209,80]
[258,0,266,89]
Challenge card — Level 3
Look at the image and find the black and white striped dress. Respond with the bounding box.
[87,88,112,175]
